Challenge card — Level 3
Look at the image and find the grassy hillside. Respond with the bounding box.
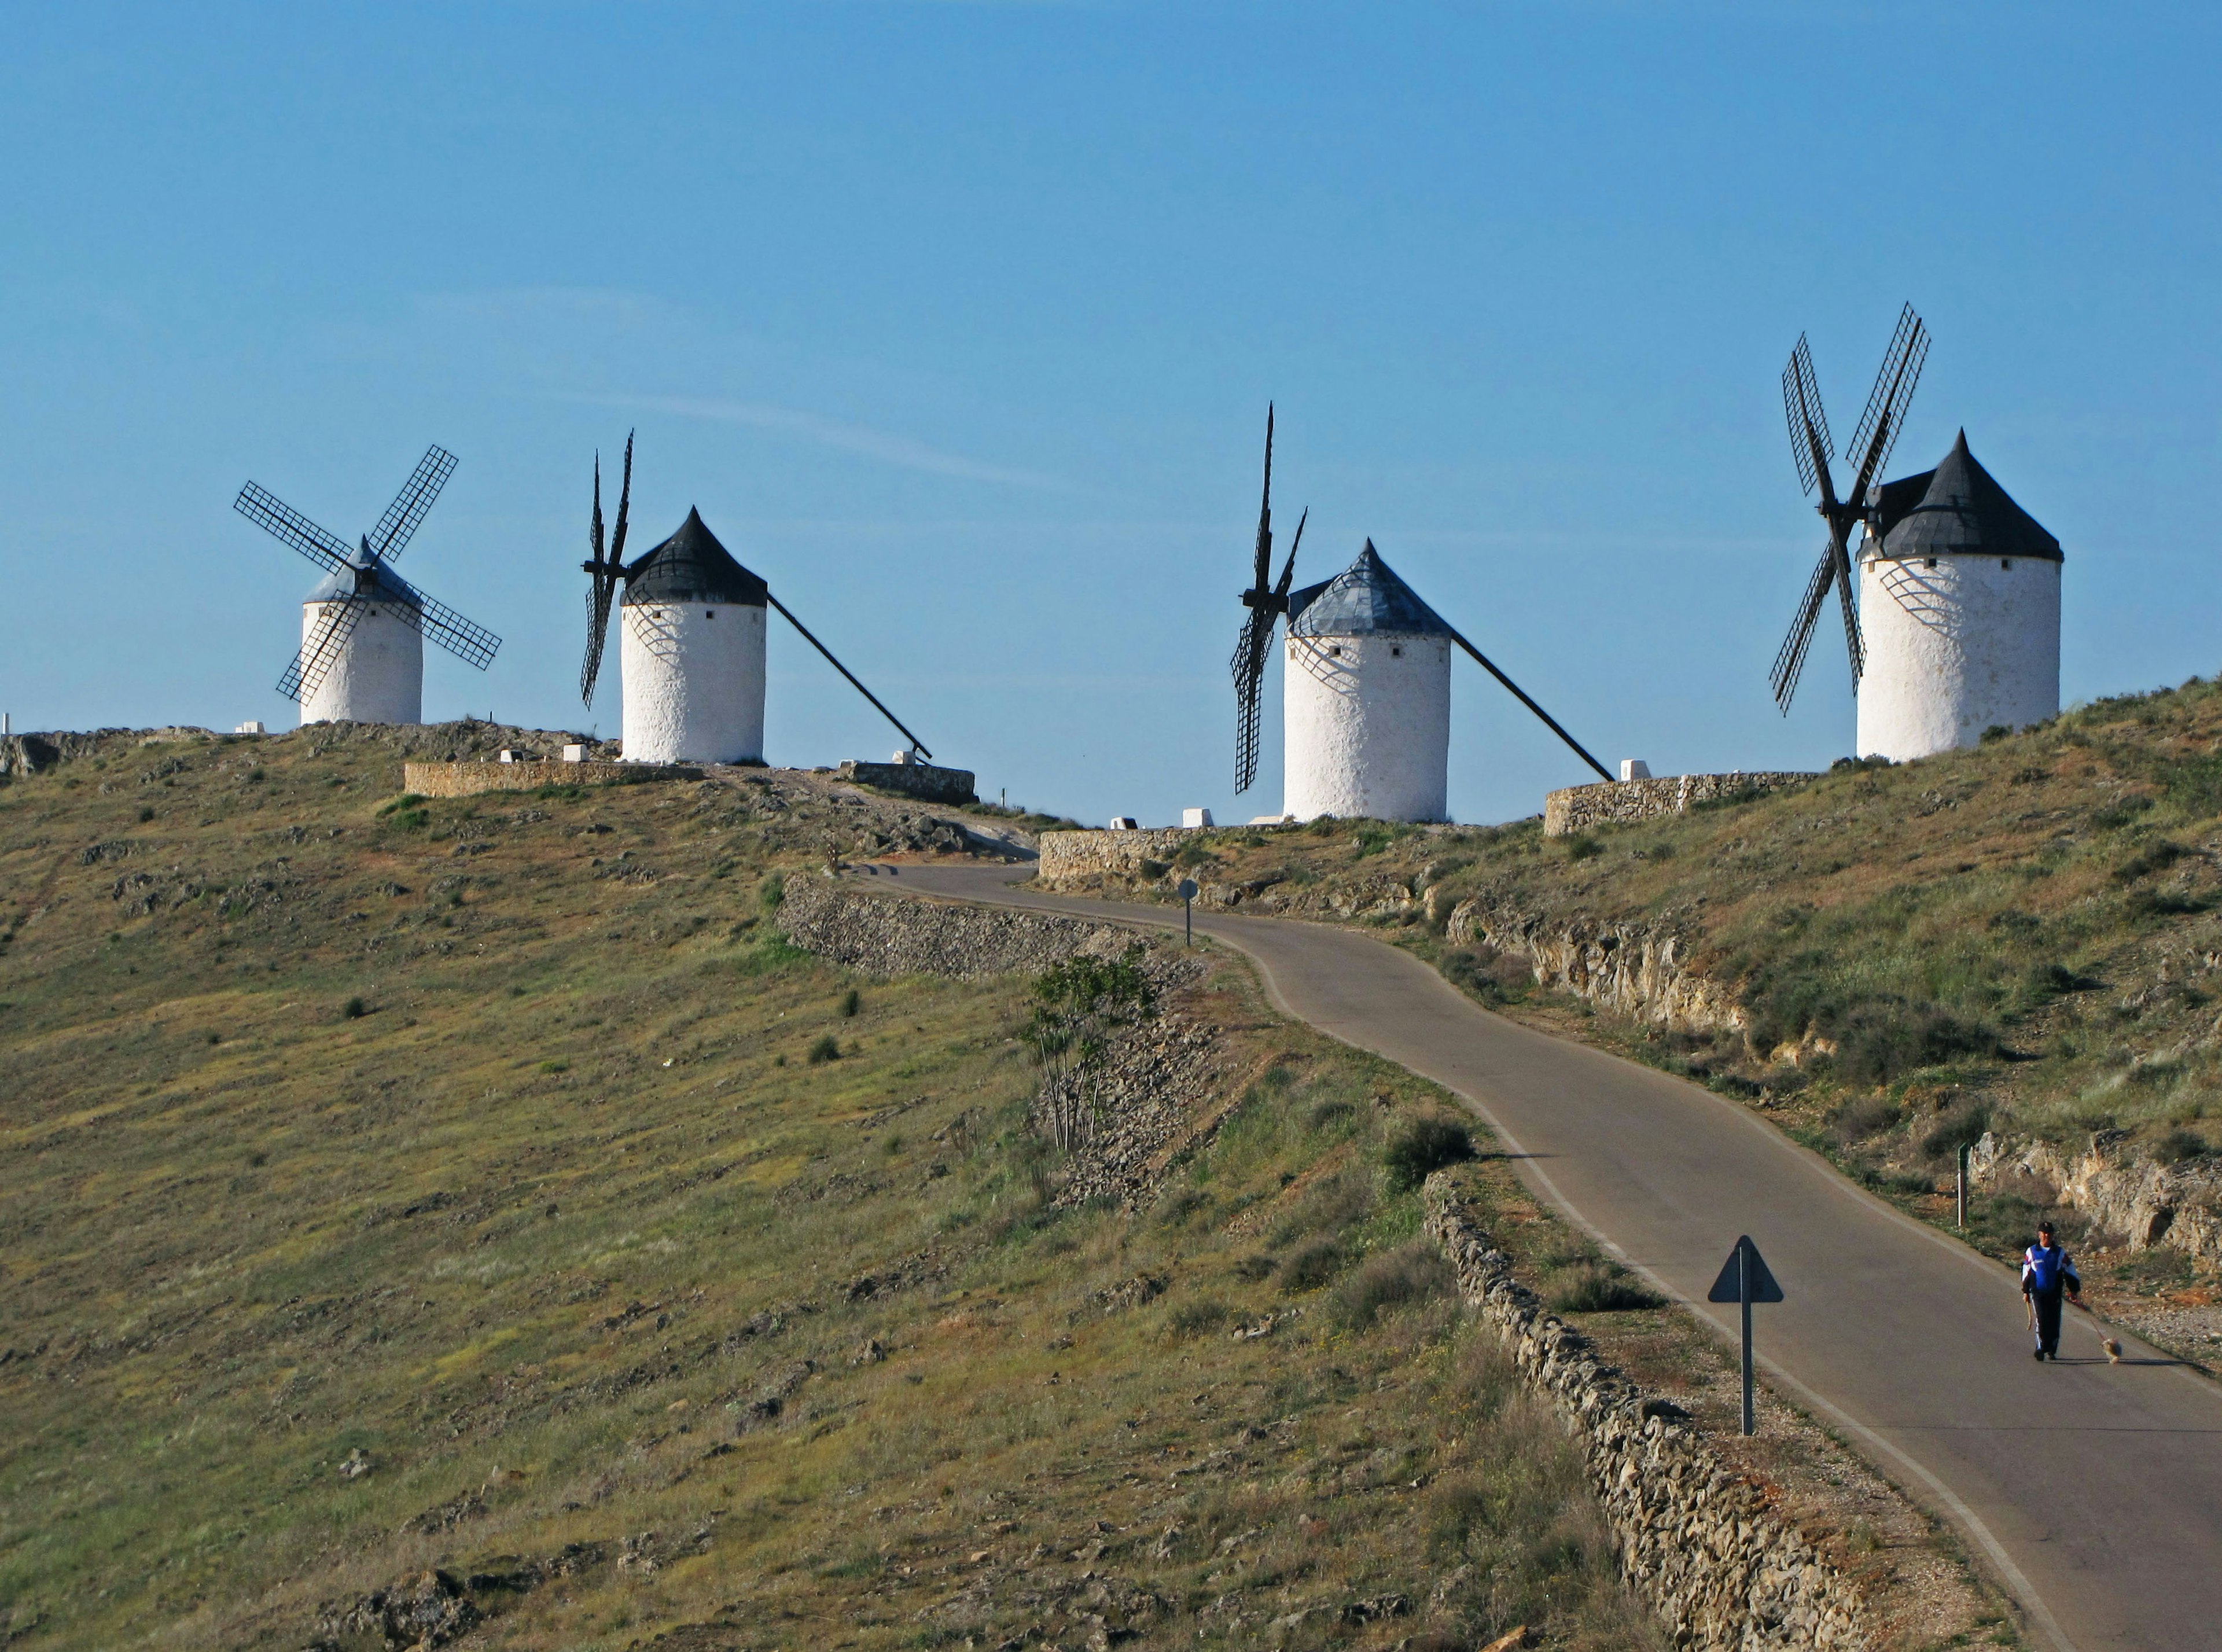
[0,725,1676,1651]
[1075,683,2222,1348]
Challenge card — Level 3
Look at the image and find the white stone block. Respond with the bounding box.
[1108,816,1138,831]
[892,749,913,765]
[234,720,266,735]
[1182,807,1215,829]
[498,749,516,763]
[561,744,588,763]
[1620,759,1651,782]
[1249,814,1294,826]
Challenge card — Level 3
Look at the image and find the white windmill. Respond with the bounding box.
[233,447,501,726]
[1853,432,2061,760]
[579,435,935,766]
[1230,409,1611,822]
[1772,308,2061,760]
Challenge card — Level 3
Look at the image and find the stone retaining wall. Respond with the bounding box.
[1544,773,1818,837]
[1038,827,1206,884]
[777,873,1139,980]
[1424,1178,1868,1650]
[401,760,700,798]
[838,759,977,807]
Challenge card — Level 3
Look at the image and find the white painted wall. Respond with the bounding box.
[620,600,767,763]
[1284,631,1451,822]
[299,600,422,726]
[1856,549,2060,761]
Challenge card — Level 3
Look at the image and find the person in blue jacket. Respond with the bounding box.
[2021,1220,2081,1361]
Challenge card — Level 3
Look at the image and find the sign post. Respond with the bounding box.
[1956,1142,1971,1230]
[1177,878,1198,945]
[1706,1235,1783,1436]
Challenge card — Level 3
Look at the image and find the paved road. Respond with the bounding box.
[884,861,2222,1652]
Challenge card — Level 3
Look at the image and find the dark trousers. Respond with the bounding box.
[2030,1286,2064,1355]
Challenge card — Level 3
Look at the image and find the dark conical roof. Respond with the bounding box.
[1287,541,1454,638]
[305,541,422,609]
[621,507,770,606]
[1877,432,2061,562]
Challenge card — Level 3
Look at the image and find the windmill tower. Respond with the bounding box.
[1231,409,1610,822]
[1854,431,2061,760]
[580,435,936,765]
[1772,308,2060,761]
[234,447,501,726]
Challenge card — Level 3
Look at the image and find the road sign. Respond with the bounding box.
[1177,878,1198,944]
[1706,1235,1782,1435]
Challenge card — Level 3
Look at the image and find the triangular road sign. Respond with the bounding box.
[1706,1235,1785,1304]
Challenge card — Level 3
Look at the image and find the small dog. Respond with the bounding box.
[2102,1335,2124,1364]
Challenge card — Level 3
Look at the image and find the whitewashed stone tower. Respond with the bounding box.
[1856,432,2061,761]
[299,555,423,726]
[1283,543,1453,822]
[619,507,768,764]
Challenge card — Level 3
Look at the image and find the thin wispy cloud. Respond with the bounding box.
[576,393,1059,488]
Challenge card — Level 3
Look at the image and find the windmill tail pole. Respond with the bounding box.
[1445,627,1613,783]
[766,591,934,763]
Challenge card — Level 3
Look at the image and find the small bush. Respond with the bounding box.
[1330,1242,1452,1327]
[137,806,154,823]
[1307,1098,1356,1134]
[758,871,786,910]
[1231,1254,1277,1283]
[1829,1097,1899,1144]
[1564,833,1602,862]
[2113,841,2188,884]
[1544,1261,1663,1313]
[840,988,860,1018]
[1919,1101,1991,1164]
[1276,1237,1346,1293]
[1384,1115,1475,1190]
[1164,1296,1229,1337]
[539,1059,569,1075]
[1155,1186,1212,1228]
[342,997,368,1020]
[2153,1126,2210,1164]
[807,1034,840,1064]
[1981,724,2011,744]
[1138,858,1169,880]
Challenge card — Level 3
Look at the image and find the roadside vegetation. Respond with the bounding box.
[1068,680,2222,1354]
[0,724,1676,1650]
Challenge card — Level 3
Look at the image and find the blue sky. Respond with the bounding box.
[3,3,2215,825]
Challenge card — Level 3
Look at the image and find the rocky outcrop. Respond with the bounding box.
[1447,898,1745,1036]
[1425,1177,1868,1651]
[1545,773,1818,837]
[1971,1132,2222,1263]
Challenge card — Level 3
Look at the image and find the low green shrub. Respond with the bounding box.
[1330,1241,1451,1327]
[1544,1261,1663,1313]
[807,1033,841,1064]
[1276,1237,1346,1292]
[1384,1115,1474,1190]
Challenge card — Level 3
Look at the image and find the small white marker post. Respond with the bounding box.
[1177,877,1198,945]
[1956,1142,1971,1229]
[1706,1235,1783,1436]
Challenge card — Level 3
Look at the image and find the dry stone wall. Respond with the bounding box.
[402,760,700,797]
[837,759,977,807]
[1425,1178,1869,1651]
[1038,827,1205,883]
[1545,773,1818,838]
[778,877,1222,1209]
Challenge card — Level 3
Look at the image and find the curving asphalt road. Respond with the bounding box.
[882,860,2222,1652]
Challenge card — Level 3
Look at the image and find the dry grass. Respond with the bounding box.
[0,725,1659,1650]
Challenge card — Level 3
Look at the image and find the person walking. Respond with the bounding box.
[2021,1220,2081,1361]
